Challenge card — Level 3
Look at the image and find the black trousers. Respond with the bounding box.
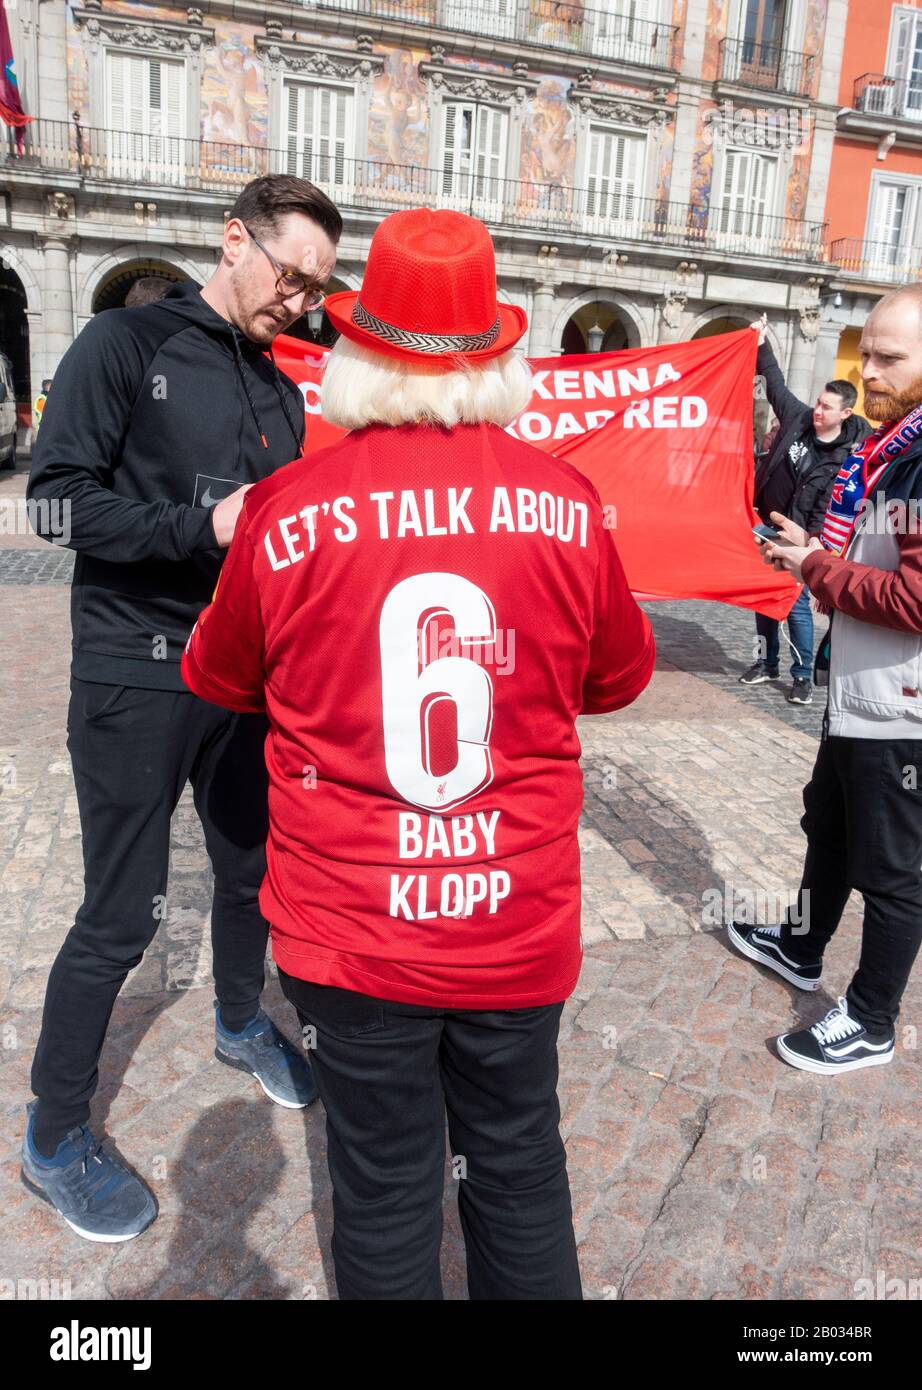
[277,971,583,1301]
[31,676,272,1148]
[780,735,922,1032]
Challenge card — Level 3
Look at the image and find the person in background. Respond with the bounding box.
[32,377,52,439]
[124,276,174,307]
[731,283,922,1074]
[739,314,871,705]
[181,207,656,1299]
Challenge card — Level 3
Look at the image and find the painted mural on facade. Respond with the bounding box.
[526,1,585,49]
[689,102,715,229]
[702,0,730,83]
[202,27,266,148]
[800,0,827,101]
[59,0,825,244]
[519,76,577,194]
[64,3,89,123]
[369,48,429,168]
[655,120,675,210]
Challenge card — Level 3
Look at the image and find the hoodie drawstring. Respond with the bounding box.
[230,330,271,450]
[266,342,306,455]
[230,331,302,455]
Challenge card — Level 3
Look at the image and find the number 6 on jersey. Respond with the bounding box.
[380,572,496,812]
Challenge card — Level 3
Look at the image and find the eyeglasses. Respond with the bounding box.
[241,222,326,310]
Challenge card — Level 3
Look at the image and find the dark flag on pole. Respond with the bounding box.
[0,0,33,153]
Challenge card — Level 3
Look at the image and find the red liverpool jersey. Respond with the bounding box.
[181,420,655,1008]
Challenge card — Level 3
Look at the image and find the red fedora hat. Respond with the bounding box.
[324,208,527,367]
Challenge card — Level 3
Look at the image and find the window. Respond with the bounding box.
[443,0,517,42]
[284,81,354,192]
[594,0,660,67]
[722,0,788,85]
[585,127,645,227]
[716,147,777,241]
[867,175,922,278]
[741,0,786,64]
[106,52,184,186]
[441,102,508,217]
[886,7,922,120]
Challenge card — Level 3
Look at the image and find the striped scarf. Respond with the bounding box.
[820,400,922,557]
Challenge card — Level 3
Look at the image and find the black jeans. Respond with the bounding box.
[277,970,582,1301]
[780,735,922,1032]
[31,676,273,1150]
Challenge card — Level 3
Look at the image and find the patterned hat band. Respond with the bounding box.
[351,298,501,354]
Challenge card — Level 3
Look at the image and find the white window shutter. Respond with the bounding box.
[718,149,776,240]
[163,61,183,138]
[587,127,602,215]
[871,183,907,250]
[317,87,333,181]
[720,148,744,231]
[893,10,911,78]
[475,106,506,197]
[588,128,643,220]
[443,102,474,197]
[284,82,352,186]
[285,83,305,177]
[149,61,162,137]
[333,88,348,184]
[108,51,126,131]
[442,101,457,196]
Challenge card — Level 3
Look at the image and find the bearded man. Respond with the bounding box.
[730,284,922,1073]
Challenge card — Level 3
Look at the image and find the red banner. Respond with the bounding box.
[272,327,798,620]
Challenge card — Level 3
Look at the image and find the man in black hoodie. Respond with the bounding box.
[20,175,341,1242]
[740,315,872,705]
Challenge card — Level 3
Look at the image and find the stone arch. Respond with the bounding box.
[327,266,362,292]
[552,289,647,354]
[685,302,782,358]
[0,243,42,317]
[76,245,210,321]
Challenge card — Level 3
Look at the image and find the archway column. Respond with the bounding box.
[529,279,557,357]
[787,309,820,404]
[810,320,846,403]
[37,234,76,377]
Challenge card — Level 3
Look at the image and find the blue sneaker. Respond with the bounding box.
[214,1004,318,1109]
[20,1101,157,1242]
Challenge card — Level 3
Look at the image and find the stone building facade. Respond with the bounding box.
[1,0,851,429]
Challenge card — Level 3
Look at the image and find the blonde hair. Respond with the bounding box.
[320,334,533,430]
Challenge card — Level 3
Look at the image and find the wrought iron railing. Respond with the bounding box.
[829,237,922,284]
[853,73,922,123]
[3,119,828,261]
[313,0,682,69]
[718,37,816,98]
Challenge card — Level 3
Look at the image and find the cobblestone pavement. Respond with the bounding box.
[1,461,919,1301]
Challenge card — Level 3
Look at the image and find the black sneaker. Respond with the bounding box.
[787,678,813,704]
[777,997,895,1074]
[727,921,822,991]
[739,660,779,685]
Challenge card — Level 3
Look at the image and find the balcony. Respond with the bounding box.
[312,1,682,71]
[718,37,816,99]
[852,73,922,124]
[2,119,827,263]
[828,237,922,285]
